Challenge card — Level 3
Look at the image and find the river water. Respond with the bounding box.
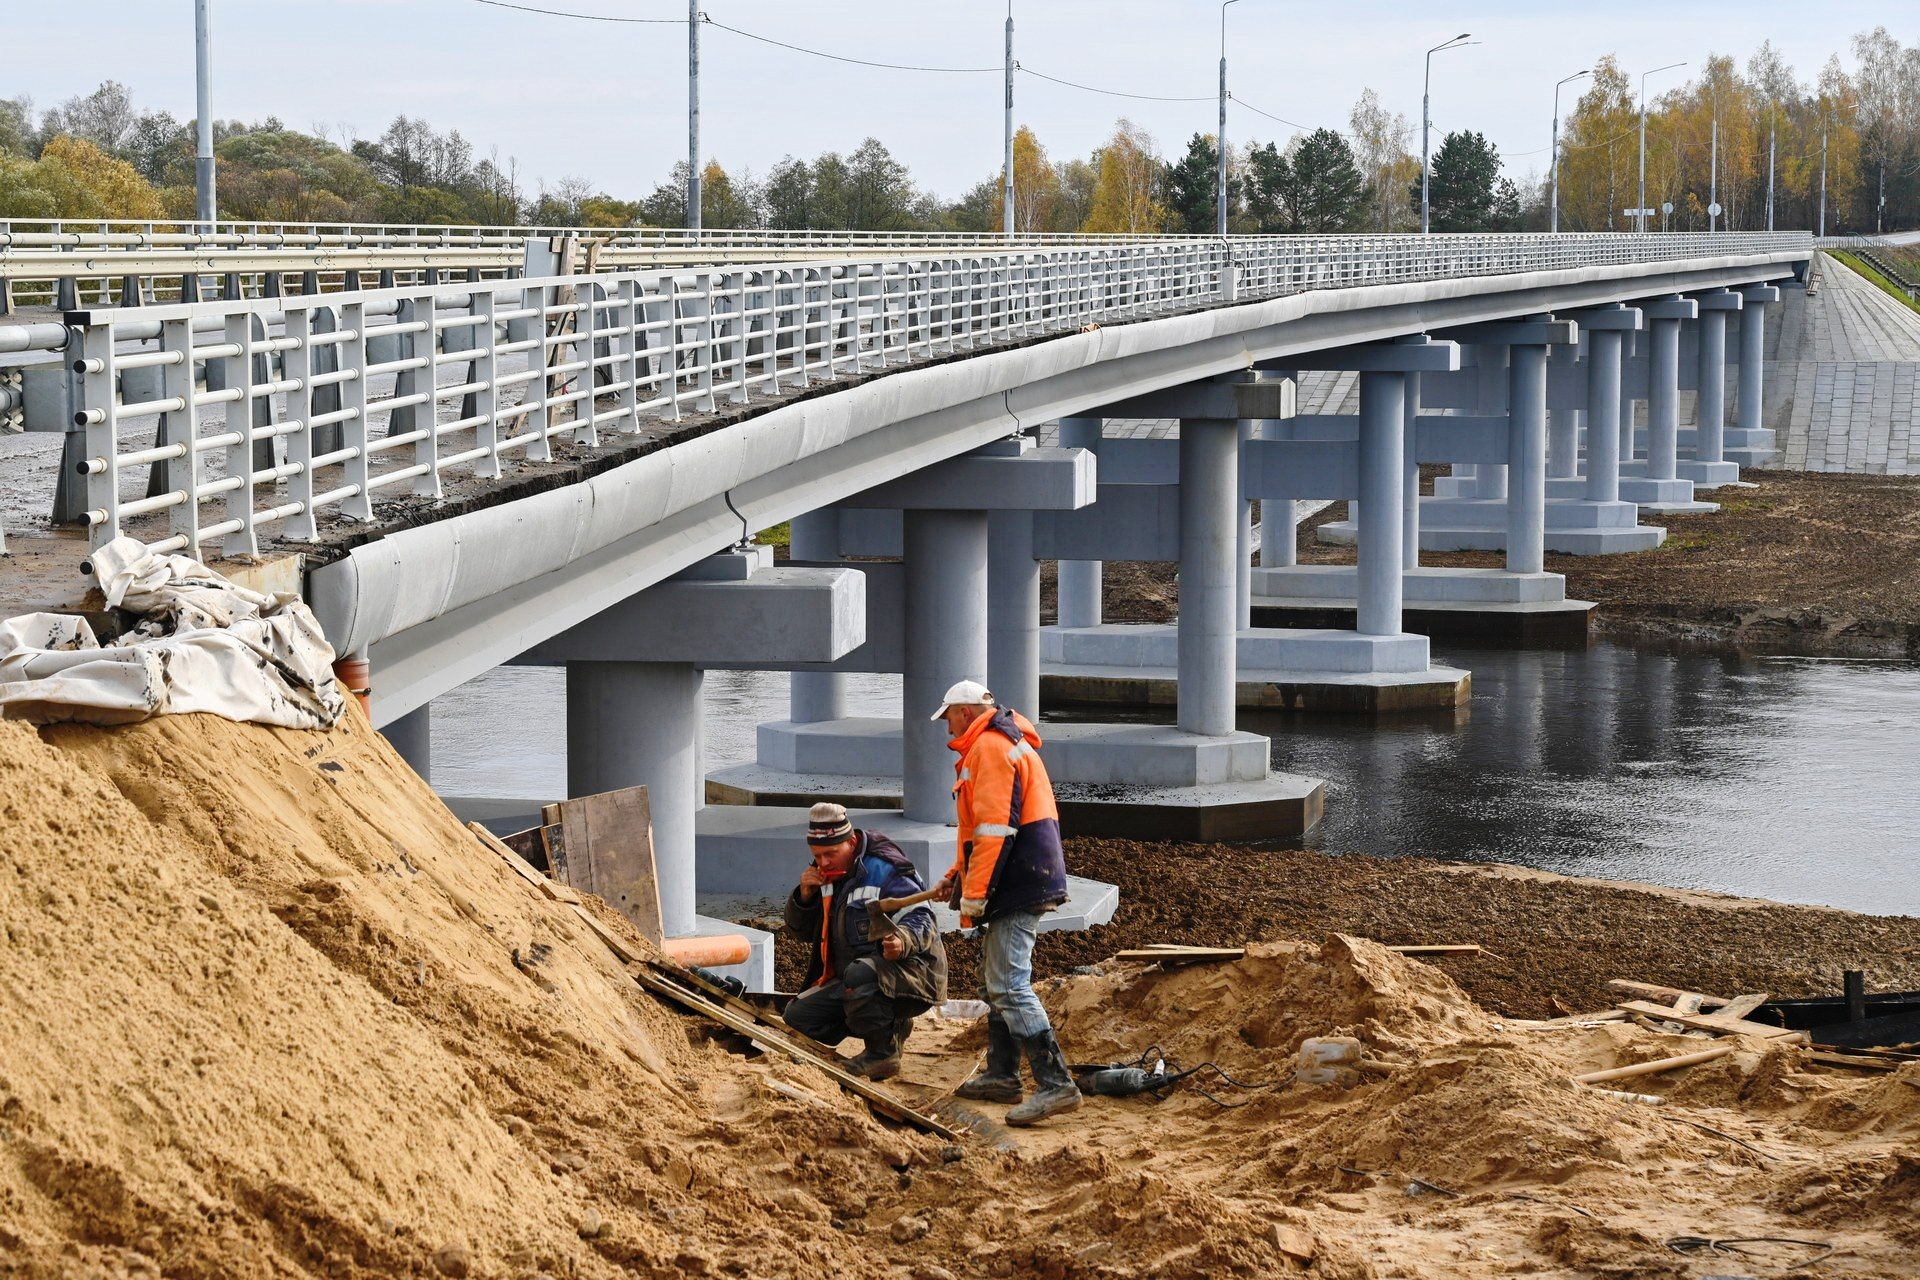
[430,644,1920,917]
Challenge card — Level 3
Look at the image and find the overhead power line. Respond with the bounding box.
[1017,66,1213,103]
[1229,93,1338,137]
[464,0,683,21]
[704,17,1000,73]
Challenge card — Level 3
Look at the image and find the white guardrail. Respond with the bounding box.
[55,231,1808,560]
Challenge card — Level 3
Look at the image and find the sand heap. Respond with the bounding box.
[2,703,1915,1279]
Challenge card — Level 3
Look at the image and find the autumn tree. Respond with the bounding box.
[0,135,167,219]
[1348,88,1417,232]
[1082,119,1166,234]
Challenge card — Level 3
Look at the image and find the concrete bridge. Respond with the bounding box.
[0,227,1813,986]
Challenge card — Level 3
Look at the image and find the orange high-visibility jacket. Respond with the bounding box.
[945,706,1067,927]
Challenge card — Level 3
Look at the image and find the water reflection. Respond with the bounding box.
[428,646,1920,917]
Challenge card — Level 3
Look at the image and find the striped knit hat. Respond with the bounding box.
[806,801,855,847]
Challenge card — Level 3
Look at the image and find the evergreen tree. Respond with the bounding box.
[1162,132,1219,233]
[1285,129,1365,231]
[1415,130,1505,231]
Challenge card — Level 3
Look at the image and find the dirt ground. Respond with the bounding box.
[1309,470,1920,657]
[768,839,1920,1020]
[1051,470,1920,656]
[4,707,1917,1278]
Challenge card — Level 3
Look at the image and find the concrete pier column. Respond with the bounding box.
[1357,371,1407,636]
[902,509,989,823]
[1236,418,1256,629]
[383,703,432,780]
[1055,417,1104,628]
[1505,343,1550,575]
[1473,348,1509,500]
[988,513,1040,718]
[566,661,703,937]
[1737,293,1768,434]
[1177,419,1240,736]
[1584,329,1625,503]
[1402,371,1421,570]
[1695,307,1729,466]
[1548,408,1581,480]
[787,510,847,724]
[1647,310,1683,482]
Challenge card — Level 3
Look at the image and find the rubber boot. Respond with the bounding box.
[1007,1030,1082,1126]
[846,1030,901,1081]
[955,1013,1024,1104]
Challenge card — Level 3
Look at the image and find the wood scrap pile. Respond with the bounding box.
[1527,978,1919,1099]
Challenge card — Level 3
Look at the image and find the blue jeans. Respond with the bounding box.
[979,909,1051,1040]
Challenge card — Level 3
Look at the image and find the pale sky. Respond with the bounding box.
[5,0,1898,199]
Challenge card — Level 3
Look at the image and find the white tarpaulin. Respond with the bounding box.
[0,537,347,729]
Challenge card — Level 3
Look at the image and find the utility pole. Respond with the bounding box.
[1422,33,1474,235]
[1002,1,1015,235]
[1217,0,1241,237]
[194,0,215,228]
[687,0,701,238]
[1550,69,1592,233]
[1637,62,1685,233]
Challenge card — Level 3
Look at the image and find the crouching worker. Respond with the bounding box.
[932,680,1082,1126]
[783,802,947,1080]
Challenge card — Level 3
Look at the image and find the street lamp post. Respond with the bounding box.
[1217,0,1243,237]
[1766,105,1777,231]
[1422,33,1475,235]
[1637,61,1686,233]
[194,0,215,228]
[1708,79,1719,232]
[1819,110,1829,237]
[1550,69,1592,233]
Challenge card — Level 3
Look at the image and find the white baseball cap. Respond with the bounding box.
[930,679,995,720]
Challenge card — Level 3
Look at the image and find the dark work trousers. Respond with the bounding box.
[782,958,910,1049]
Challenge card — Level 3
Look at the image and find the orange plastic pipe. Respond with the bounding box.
[663,934,750,968]
[332,654,371,715]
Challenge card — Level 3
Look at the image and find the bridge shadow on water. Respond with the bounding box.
[430,644,1920,918]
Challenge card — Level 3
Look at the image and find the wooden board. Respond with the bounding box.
[1718,992,1770,1020]
[1116,948,1244,965]
[1616,1000,1809,1042]
[552,786,665,948]
[1386,944,1481,956]
[630,966,958,1140]
[1608,979,1732,1009]
[467,821,582,904]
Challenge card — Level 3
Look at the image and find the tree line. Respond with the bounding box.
[1,25,1915,235]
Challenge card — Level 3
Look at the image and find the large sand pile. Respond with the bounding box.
[2,704,1914,1278]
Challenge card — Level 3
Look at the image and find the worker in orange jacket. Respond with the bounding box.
[930,679,1080,1125]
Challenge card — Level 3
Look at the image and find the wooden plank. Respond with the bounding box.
[1387,944,1481,957]
[1608,979,1732,1009]
[568,902,650,966]
[1115,948,1244,965]
[1718,992,1770,1020]
[1671,993,1707,1015]
[553,786,665,948]
[648,960,798,1039]
[467,821,583,904]
[1573,1044,1737,1084]
[1616,1001,1808,1042]
[1805,1050,1898,1073]
[630,967,958,1140]
[1521,1010,1632,1030]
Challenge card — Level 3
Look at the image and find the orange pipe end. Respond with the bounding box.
[332,655,370,716]
[663,934,751,968]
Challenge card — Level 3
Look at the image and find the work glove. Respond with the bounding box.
[959,897,987,919]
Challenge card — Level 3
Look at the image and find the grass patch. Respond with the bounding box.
[756,520,791,547]
[1830,250,1920,316]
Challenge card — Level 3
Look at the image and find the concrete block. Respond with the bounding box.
[841,446,1096,511]
[1250,564,1568,605]
[519,566,866,666]
[1674,459,1744,489]
[1033,484,1180,562]
[685,914,775,993]
[753,717,1271,788]
[1039,622,1431,675]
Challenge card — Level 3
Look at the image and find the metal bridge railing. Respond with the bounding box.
[48,231,1807,561]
